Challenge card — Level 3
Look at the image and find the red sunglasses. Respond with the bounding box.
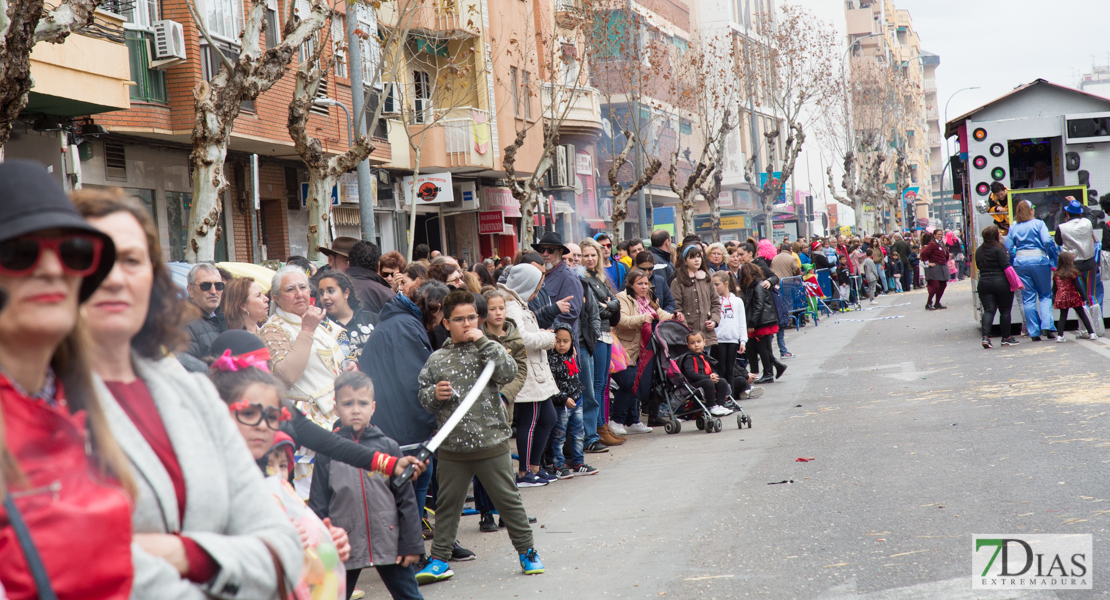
[0,234,105,277]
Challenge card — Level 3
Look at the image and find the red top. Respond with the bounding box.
[105,379,218,584]
[0,375,133,600]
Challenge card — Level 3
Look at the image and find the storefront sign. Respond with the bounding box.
[694,215,745,232]
[759,171,786,204]
[718,190,733,208]
[401,172,453,204]
[575,152,592,175]
[575,151,597,219]
[481,187,521,218]
[478,211,504,235]
[735,189,755,211]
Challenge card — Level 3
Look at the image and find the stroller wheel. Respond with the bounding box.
[736,414,744,429]
[704,418,715,434]
[746,415,753,429]
[664,419,681,434]
[695,415,705,431]
[713,418,723,432]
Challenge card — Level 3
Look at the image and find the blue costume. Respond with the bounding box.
[1005,217,1059,338]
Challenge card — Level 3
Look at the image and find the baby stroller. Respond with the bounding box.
[651,320,752,434]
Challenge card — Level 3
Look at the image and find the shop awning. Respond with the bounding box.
[583,219,608,229]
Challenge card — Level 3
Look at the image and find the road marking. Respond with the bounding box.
[1074,338,1110,361]
[683,575,734,581]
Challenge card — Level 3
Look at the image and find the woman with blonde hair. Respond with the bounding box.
[0,161,137,599]
[1005,199,1059,341]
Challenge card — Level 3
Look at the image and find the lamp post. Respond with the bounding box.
[938,86,980,232]
[313,98,353,144]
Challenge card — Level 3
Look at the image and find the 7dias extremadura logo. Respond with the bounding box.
[973,534,1092,589]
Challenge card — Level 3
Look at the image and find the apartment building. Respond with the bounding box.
[844,0,935,231]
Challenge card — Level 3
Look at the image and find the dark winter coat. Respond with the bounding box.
[547,346,585,402]
[345,266,396,315]
[583,270,619,325]
[528,286,561,330]
[361,294,437,446]
[542,261,584,347]
[649,245,676,285]
[184,305,227,359]
[649,271,676,313]
[578,275,600,353]
[309,424,423,568]
[751,257,780,287]
[741,282,779,329]
[677,351,720,383]
[482,318,527,414]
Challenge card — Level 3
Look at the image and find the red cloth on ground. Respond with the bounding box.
[105,379,219,584]
[1054,274,1084,309]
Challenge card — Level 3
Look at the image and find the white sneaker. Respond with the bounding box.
[1057,336,1067,343]
[746,387,765,399]
[1090,333,1099,340]
[607,421,627,436]
[709,406,730,416]
[624,422,653,434]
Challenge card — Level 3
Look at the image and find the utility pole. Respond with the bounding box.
[346,5,378,245]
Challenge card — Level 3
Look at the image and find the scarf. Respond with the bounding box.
[635,295,656,317]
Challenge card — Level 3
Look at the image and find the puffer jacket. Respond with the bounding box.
[482,317,527,414]
[185,306,227,358]
[670,272,721,345]
[417,335,517,459]
[499,284,559,403]
[309,424,423,569]
[741,282,779,329]
[614,291,673,366]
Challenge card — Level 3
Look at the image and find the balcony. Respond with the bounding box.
[930,132,942,147]
[541,83,601,134]
[845,8,875,36]
[925,106,938,120]
[25,10,132,116]
[404,0,480,40]
[401,107,496,170]
[923,78,936,92]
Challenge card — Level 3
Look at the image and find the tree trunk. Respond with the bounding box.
[305,173,334,260]
[187,135,230,262]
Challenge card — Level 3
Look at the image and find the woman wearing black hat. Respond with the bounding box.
[0,161,136,599]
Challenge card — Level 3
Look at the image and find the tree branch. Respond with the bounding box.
[184,0,234,72]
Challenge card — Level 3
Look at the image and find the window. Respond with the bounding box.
[413,70,431,124]
[521,70,531,119]
[125,30,168,103]
[205,0,243,42]
[264,0,280,49]
[332,15,347,78]
[123,0,159,29]
[356,5,382,87]
[510,67,519,117]
[202,43,254,111]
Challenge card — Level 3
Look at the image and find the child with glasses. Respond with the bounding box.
[416,290,544,583]
[209,358,352,600]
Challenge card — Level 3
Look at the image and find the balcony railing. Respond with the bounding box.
[541,83,601,124]
[923,78,936,92]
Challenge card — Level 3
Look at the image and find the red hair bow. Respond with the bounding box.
[212,348,272,373]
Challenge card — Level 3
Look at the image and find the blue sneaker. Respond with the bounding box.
[537,468,558,482]
[415,558,453,584]
[516,472,548,488]
[519,548,545,574]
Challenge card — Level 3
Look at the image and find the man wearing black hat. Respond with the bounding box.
[534,232,583,350]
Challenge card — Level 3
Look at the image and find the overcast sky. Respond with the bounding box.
[896,0,1110,127]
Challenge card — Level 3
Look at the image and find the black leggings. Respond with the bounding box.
[514,399,555,470]
[711,343,738,389]
[1058,306,1093,336]
[978,275,1014,338]
[746,334,774,376]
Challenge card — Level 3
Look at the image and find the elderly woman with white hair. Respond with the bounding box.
[260,266,349,494]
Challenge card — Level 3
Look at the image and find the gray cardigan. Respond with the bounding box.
[96,354,303,600]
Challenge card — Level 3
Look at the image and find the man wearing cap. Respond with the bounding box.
[184,262,227,358]
[318,236,358,273]
[535,232,583,349]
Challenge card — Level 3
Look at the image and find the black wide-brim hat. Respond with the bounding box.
[0,159,116,302]
[534,231,569,254]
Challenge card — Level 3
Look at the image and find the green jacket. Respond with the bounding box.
[482,318,526,415]
[418,334,518,459]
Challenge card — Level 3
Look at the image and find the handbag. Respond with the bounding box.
[1101,250,1110,281]
[609,341,631,374]
[1083,303,1106,337]
[1004,266,1024,292]
[4,495,59,600]
[924,264,948,281]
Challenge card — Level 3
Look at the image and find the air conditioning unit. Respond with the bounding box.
[547,143,575,189]
[152,20,186,69]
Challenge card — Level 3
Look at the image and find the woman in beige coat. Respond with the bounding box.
[498,264,560,487]
[670,244,721,349]
[610,269,677,435]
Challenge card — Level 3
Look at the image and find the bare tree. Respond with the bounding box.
[667,34,737,237]
[0,0,104,151]
[184,0,331,261]
[498,0,593,250]
[584,3,667,245]
[739,5,839,237]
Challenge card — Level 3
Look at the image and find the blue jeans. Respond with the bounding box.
[407,449,434,521]
[592,342,611,431]
[578,346,600,446]
[550,401,584,468]
[776,329,789,355]
[1014,256,1056,337]
[611,365,650,425]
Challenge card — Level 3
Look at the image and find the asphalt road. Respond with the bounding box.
[357,281,1110,599]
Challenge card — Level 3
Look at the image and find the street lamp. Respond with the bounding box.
[313,97,353,145]
[938,86,980,232]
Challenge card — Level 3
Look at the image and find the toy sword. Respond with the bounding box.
[392,360,496,489]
